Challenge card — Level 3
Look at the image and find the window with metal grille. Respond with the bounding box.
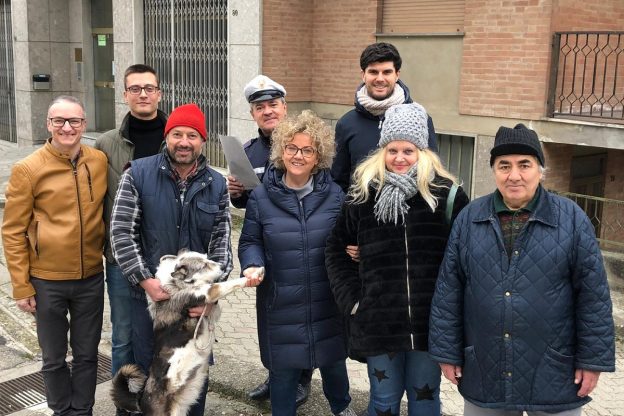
[144,0,228,167]
[437,133,474,195]
[381,0,465,34]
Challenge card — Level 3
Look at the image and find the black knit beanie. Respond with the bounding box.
[490,123,545,166]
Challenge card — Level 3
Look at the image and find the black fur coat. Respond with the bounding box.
[325,176,469,361]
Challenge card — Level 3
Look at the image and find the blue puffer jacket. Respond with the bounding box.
[429,187,615,412]
[238,166,347,370]
[330,80,438,192]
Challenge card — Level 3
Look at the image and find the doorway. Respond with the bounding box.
[91,1,114,131]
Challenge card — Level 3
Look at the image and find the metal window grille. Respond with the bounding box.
[0,0,16,143]
[548,32,624,122]
[144,0,228,167]
[437,133,474,195]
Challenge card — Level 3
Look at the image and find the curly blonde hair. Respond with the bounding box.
[270,110,335,173]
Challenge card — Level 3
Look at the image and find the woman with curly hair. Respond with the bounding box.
[325,103,469,416]
[238,110,356,416]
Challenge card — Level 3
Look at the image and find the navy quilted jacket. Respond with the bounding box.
[429,186,615,412]
[238,166,347,370]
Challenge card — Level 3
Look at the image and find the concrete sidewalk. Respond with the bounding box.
[0,139,623,415]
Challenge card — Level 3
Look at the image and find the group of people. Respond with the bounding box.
[1,40,615,416]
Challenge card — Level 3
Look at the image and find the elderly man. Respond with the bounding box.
[429,124,615,416]
[111,103,233,416]
[2,96,107,415]
[227,74,313,405]
[95,64,167,416]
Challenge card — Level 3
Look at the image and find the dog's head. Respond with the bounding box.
[155,251,224,291]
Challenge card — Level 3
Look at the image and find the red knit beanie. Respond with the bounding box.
[164,103,207,141]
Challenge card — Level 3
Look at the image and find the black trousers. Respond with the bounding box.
[31,273,104,416]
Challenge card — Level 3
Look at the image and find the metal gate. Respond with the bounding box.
[0,0,16,143]
[144,0,228,167]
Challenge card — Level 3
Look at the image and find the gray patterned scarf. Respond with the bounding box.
[374,165,419,225]
[357,84,406,117]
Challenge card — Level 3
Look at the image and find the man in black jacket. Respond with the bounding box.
[331,42,438,192]
[227,75,313,406]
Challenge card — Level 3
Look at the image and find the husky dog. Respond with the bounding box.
[111,251,256,416]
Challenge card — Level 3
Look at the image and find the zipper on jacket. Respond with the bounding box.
[72,163,85,277]
[85,164,94,202]
[404,225,415,350]
[299,199,316,366]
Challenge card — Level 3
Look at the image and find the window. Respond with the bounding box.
[382,0,465,34]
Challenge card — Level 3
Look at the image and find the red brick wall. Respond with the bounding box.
[459,0,553,119]
[262,0,378,105]
[542,142,573,192]
[552,0,624,31]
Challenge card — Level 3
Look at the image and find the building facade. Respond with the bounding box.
[1,0,622,248]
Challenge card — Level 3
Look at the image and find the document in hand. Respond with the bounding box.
[218,135,261,190]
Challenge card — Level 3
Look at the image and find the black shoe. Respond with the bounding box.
[248,377,270,400]
[295,383,311,407]
[115,409,130,416]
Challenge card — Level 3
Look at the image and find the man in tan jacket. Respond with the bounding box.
[2,95,107,416]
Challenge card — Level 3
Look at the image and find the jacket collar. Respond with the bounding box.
[473,185,557,227]
[256,128,272,147]
[264,164,332,218]
[44,138,82,161]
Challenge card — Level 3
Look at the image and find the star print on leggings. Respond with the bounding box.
[374,407,398,416]
[414,383,436,400]
[372,368,389,382]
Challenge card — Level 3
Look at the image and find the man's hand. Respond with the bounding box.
[188,302,215,318]
[16,296,36,313]
[139,278,170,302]
[243,267,265,287]
[440,363,462,386]
[575,368,601,397]
[345,245,360,262]
[227,175,244,199]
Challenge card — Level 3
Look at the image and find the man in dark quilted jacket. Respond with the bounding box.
[429,124,615,416]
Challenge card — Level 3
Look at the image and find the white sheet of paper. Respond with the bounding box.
[218,135,261,190]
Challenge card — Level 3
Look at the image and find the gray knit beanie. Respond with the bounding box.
[378,103,429,149]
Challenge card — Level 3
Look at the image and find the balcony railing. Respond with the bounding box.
[548,32,624,123]
[556,191,624,252]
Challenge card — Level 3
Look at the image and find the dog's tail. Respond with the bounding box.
[110,364,146,413]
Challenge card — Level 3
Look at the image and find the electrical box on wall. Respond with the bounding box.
[32,74,50,90]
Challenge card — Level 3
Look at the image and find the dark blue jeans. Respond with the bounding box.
[105,262,135,376]
[270,359,351,416]
[366,350,441,416]
[131,293,209,416]
[31,273,104,416]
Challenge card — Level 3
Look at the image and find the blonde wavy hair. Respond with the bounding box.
[349,147,459,212]
[270,110,335,173]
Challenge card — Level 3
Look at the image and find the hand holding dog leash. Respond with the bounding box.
[243,267,265,287]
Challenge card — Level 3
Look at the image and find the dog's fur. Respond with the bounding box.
[110,251,248,416]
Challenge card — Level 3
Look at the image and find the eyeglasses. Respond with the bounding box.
[125,85,160,95]
[49,117,84,128]
[284,144,316,158]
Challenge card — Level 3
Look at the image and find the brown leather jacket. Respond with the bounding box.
[2,140,107,299]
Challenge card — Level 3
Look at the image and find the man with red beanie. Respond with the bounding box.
[110,103,233,416]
